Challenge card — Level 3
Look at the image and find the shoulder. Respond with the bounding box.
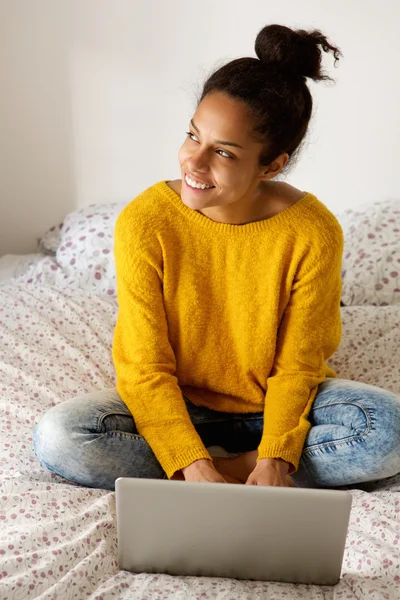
[307,197,344,251]
[272,182,306,204]
[292,187,343,249]
[115,181,168,237]
[277,188,344,267]
[267,182,343,250]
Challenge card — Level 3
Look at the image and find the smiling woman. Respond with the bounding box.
[168,25,341,224]
[34,24,400,493]
[174,92,298,224]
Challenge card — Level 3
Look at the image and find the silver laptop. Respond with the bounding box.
[115,477,352,585]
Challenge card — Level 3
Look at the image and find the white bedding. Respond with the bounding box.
[0,254,43,284]
[1,254,400,599]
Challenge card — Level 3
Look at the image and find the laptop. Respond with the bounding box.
[115,477,352,585]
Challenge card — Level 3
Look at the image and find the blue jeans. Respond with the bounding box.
[33,378,400,491]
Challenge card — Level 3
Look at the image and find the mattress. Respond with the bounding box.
[0,255,399,599]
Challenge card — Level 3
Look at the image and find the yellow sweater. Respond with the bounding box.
[112,181,343,479]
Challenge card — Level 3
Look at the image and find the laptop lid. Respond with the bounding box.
[115,477,352,585]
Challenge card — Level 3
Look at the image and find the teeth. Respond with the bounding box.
[185,174,213,189]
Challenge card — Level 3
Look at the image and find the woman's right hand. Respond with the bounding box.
[181,458,228,483]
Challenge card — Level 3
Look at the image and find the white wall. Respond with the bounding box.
[1,0,399,254]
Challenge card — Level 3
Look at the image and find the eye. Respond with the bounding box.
[185,131,234,159]
[216,149,232,159]
[186,131,199,142]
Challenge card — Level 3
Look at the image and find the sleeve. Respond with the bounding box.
[112,210,212,478]
[257,225,344,474]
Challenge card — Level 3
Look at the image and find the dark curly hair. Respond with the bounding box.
[199,24,342,169]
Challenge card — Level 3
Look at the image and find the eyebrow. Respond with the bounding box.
[190,119,244,149]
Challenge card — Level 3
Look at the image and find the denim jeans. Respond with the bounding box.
[33,377,400,491]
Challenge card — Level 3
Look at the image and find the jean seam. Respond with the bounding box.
[105,430,144,441]
[96,410,132,431]
[304,401,373,455]
[96,408,143,440]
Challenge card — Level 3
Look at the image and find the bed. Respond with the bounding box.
[0,195,399,599]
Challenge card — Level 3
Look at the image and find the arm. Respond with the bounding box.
[257,228,344,474]
[112,209,212,478]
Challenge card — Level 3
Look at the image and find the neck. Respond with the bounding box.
[196,181,274,225]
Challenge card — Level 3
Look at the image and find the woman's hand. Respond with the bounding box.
[246,457,291,487]
[181,458,228,483]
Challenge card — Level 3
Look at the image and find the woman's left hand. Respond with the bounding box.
[246,457,291,487]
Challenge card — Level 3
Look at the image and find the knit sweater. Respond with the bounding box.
[112,181,343,479]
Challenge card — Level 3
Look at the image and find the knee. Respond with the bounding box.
[33,402,73,469]
[370,391,400,443]
[361,392,400,478]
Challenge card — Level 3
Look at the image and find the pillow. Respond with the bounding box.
[37,223,63,255]
[38,201,127,296]
[336,199,400,306]
[0,253,44,283]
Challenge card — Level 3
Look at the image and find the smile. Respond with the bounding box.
[185,174,215,190]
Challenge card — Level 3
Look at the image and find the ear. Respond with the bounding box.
[259,153,289,181]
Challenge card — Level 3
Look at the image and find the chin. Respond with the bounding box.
[181,197,201,211]
[181,190,207,210]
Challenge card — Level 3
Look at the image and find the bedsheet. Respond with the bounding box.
[0,256,399,599]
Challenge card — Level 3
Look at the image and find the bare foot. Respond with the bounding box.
[172,456,297,486]
[170,467,242,484]
[220,472,244,484]
[212,456,249,484]
[212,455,297,487]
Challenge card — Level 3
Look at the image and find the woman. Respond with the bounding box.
[34,24,400,491]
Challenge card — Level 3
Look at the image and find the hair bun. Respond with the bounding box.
[255,24,341,81]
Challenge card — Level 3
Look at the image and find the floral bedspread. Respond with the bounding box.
[0,256,399,599]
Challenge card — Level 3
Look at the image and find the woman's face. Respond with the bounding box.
[178,92,284,222]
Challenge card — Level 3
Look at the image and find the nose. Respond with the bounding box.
[187,147,210,173]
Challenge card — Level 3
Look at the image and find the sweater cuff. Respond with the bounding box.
[257,442,302,475]
[161,447,213,479]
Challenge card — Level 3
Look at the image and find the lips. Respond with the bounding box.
[187,176,213,186]
[185,173,215,188]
